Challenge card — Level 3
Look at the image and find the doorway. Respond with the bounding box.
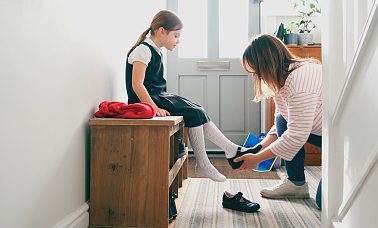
[167,0,262,150]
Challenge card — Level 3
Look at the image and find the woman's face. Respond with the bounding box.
[243,60,257,77]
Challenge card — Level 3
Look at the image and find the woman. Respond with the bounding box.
[235,34,322,209]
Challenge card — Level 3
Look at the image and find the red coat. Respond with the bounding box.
[94,101,157,119]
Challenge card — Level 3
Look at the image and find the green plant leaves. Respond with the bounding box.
[290,0,321,33]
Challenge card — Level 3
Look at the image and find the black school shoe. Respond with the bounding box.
[222,191,260,213]
[178,138,186,158]
[169,193,177,222]
[227,144,263,169]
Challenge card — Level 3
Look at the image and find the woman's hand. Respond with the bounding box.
[233,153,262,170]
[156,108,171,117]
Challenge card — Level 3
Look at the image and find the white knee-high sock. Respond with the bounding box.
[203,121,248,158]
[188,126,226,182]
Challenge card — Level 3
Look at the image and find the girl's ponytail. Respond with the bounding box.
[127,28,151,57]
[127,10,183,57]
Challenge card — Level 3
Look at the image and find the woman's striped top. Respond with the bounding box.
[268,62,322,161]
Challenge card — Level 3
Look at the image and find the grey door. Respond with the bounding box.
[167,0,261,151]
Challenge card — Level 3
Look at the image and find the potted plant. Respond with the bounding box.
[283,21,298,45]
[291,0,321,45]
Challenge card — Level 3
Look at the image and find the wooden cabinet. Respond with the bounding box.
[267,45,322,166]
[89,116,188,227]
[288,45,322,61]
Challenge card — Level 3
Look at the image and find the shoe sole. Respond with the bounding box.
[222,202,260,213]
[260,192,310,199]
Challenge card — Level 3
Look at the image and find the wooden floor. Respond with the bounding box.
[169,158,321,228]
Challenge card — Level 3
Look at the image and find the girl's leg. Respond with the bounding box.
[203,121,250,158]
[203,121,262,169]
[275,114,306,182]
[188,125,226,182]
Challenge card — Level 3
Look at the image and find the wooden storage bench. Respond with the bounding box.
[89,116,188,228]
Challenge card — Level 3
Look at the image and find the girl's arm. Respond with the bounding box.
[132,61,170,116]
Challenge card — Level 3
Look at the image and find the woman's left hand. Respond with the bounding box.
[233,153,262,170]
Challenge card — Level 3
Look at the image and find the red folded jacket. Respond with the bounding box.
[94,101,157,119]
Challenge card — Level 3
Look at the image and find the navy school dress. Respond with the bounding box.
[125,42,210,127]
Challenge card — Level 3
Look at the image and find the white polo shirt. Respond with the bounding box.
[127,37,162,66]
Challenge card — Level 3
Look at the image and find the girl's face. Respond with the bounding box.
[163,29,181,51]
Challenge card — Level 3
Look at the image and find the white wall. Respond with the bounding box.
[259,0,322,132]
[260,0,321,43]
[0,1,164,227]
[323,0,378,227]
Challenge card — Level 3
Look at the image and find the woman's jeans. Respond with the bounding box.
[275,113,322,209]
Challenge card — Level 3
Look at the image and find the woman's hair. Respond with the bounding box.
[127,10,183,57]
[242,34,319,101]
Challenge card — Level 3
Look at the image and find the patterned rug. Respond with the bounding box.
[188,157,280,179]
[174,167,321,228]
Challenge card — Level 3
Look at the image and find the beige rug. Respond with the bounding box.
[174,167,321,228]
[189,157,281,179]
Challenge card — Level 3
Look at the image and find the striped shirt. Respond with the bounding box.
[268,62,322,161]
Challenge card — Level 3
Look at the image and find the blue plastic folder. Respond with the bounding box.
[243,133,282,172]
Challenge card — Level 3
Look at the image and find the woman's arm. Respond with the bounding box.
[259,133,277,150]
[234,133,277,170]
[132,61,170,116]
[270,93,319,161]
[235,149,276,170]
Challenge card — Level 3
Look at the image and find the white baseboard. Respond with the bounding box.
[53,203,89,228]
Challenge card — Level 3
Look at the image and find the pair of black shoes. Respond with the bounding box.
[222,191,260,213]
[227,144,263,169]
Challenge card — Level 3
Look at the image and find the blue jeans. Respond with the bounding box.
[275,113,322,209]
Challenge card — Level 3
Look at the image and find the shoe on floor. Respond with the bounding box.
[222,191,260,213]
[260,178,310,199]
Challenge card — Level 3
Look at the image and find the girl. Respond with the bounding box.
[125,10,260,182]
[235,34,322,208]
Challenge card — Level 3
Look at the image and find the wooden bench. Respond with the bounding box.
[89,116,188,228]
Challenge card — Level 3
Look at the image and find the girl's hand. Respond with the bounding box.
[233,153,262,170]
[156,108,171,117]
